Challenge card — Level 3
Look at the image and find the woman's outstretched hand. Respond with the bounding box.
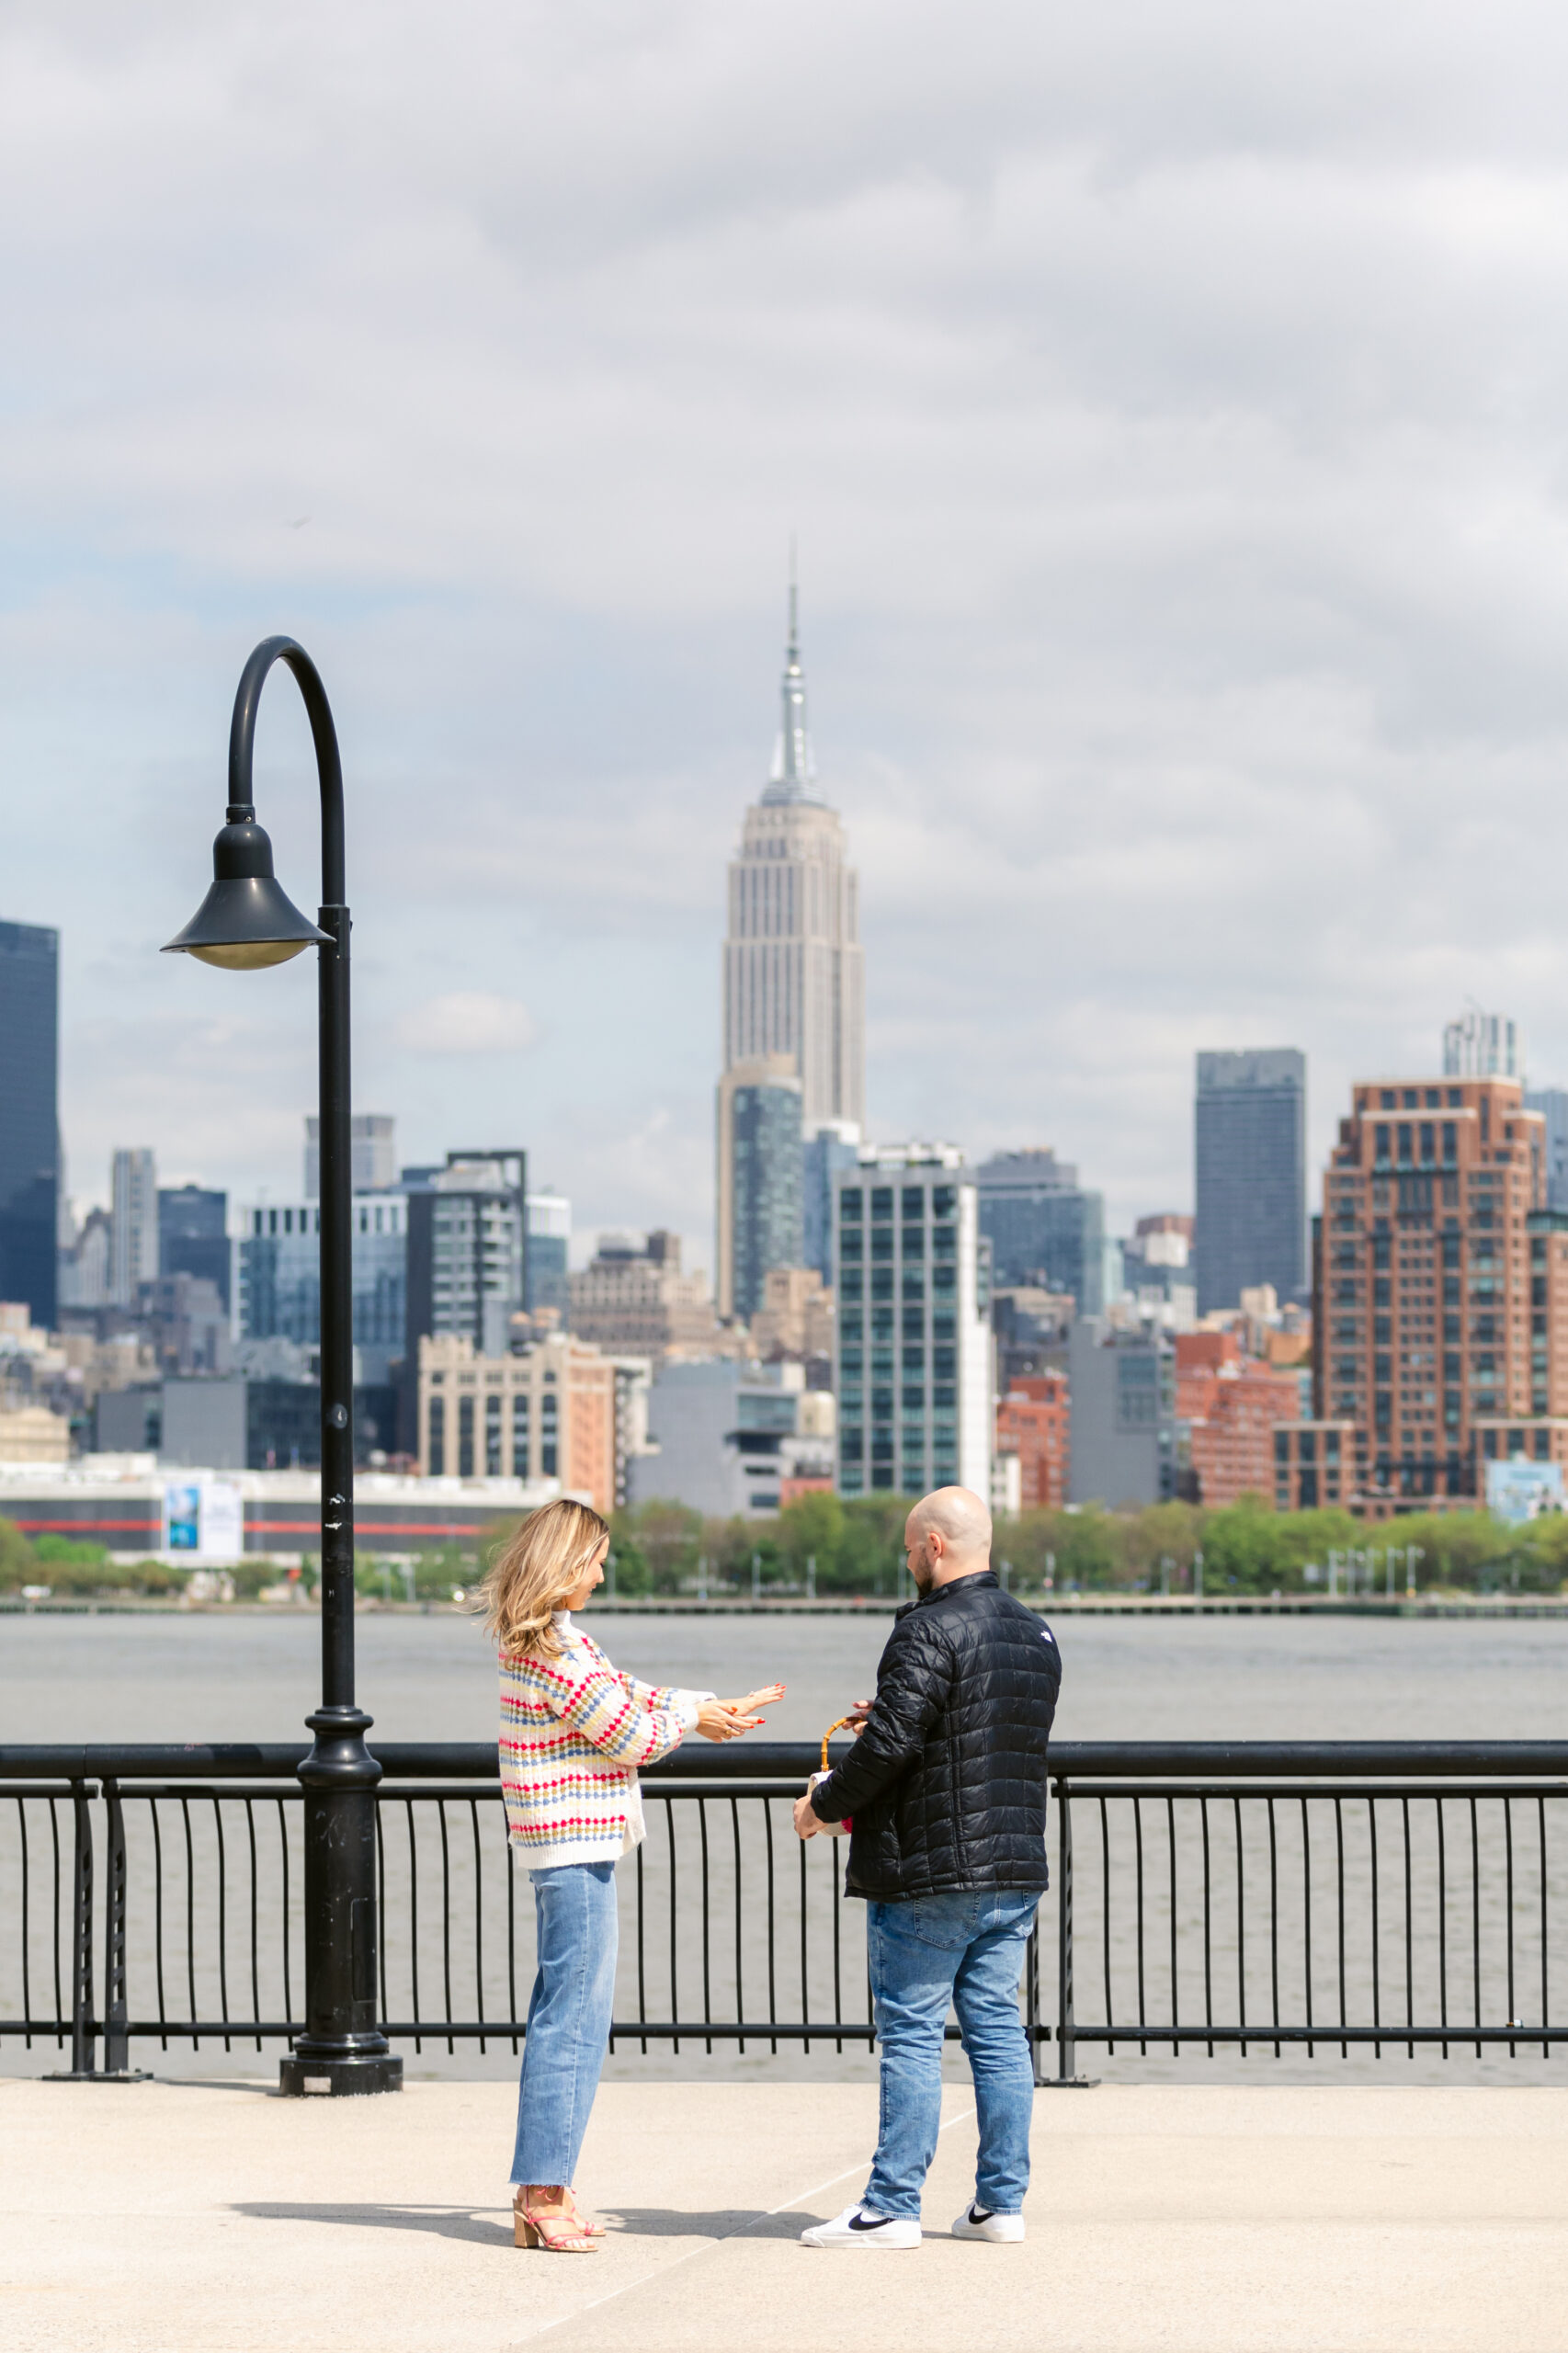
[694,1683,785,1743]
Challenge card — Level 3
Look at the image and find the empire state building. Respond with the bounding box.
[722,589,865,1130]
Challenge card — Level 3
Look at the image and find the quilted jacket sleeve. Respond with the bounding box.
[809,1612,952,1822]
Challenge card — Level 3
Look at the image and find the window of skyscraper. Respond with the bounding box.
[871,1188,893,1221]
[841,1190,862,1220]
[902,1188,925,1219]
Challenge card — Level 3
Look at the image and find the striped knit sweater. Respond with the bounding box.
[499,1612,713,1868]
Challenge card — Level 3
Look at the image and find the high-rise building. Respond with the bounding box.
[567,1230,737,1363]
[1173,1330,1300,1506]
[158,1186,231,1312]
[109,1149,159,1311]
[58,1206,112,1311]
[1194,1051,1307,1313]
[235,1189,410,1385]
[627,1358,830,1518]
[525,1190,571,1320]
[970,1150,1105,1314]
[418,1330,618,1513]
[1119,1212,1198,1327]
[1444,1009,1520,1082]
[1316,1074,1559,1506]
[304,1114,397,1198]
[802,1120,861,1283]
[1066,1319,1178,1507]
[0,922,59,1329]
[1525,1089,1568,1212]
[721,585,865,1134]
[995,1373,1070,1510]
[405,1152,526,1361]
[832,1144,991,1500]
[716,1055,803,1320]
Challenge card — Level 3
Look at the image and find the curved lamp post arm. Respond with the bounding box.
[169,634,397,2093]
[226,635,346,906]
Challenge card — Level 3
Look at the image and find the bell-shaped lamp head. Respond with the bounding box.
[163,810,330,971]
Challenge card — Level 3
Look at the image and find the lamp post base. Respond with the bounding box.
[279,2051,403,2097]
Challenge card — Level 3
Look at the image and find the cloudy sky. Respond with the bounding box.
[6,0,1568,1267]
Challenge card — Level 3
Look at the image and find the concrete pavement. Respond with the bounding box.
[2,2075,1565,2351]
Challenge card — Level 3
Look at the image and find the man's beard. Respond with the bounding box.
[908,1546,934,1591]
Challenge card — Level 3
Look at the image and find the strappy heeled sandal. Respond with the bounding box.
[513,2192,600,2252]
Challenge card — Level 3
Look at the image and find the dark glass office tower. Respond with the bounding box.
[159,1186,231,1310]
[727,1077,803,1322]
[971,1149,1105,1313]
[1195,1049,1307,1313]
[0,923,59,1327]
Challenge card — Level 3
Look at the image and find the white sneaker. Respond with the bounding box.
[800,2202,922,2249]
[951,2203,1026,2243]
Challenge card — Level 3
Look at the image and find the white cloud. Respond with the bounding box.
[9,1,1568,1232]
[392,993,539,1056]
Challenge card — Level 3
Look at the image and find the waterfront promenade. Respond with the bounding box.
[3,2076,1563,2351]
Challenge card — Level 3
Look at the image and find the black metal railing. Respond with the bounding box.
[2,1743,1564,2078]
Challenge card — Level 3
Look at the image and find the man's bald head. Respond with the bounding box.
[904,1486,994,1591]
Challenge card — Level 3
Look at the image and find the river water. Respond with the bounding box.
[4,1602,1566,1745]
[2,1608,1562,2089]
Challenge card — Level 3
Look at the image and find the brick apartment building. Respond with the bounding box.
[994,1373,1070,1509]
[1174,1331,1301,1506]
[1313,1074,1568,1512]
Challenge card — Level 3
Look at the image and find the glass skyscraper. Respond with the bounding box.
[1194,1049,1307,1313]
[833,1147,991,1499]
[236,1191,410,1384]
[802,1120,860,1284]
[970,1149,1105,1313]
[0,922,59,1327]
[159,1185,231,1311]
[719,1069,803,1322]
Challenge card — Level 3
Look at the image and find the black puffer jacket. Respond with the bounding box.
[809,1570,1061,1902]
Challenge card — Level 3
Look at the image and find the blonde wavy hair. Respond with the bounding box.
[479,1497,610,1661]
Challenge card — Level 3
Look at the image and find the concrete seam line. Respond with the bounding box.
[507,2104,980,2346]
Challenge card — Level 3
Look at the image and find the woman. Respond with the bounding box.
[482,1496,782,2254]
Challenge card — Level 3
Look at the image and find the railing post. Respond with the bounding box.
[45,1780,97,2079]
[1046,1772,1097,2087]
[1056,1775,1074,2081]
[101,1780,147,2080]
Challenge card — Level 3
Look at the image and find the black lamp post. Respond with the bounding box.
[165,636,402,2097]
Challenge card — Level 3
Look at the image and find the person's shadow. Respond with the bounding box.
[235,2201,812,2246]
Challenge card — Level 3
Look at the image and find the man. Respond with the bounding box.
[793,1485,1060,2251]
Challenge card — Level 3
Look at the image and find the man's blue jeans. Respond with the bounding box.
[510,1860,619,2188]
[864,1887,1040,2222]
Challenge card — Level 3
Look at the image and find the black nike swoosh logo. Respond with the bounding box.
[848,2212,894,2232]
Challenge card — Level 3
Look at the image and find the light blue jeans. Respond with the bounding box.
[509,1860,619,2188]
[864,1887,1040,2222]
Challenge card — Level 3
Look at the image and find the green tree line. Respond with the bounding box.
[5,1495,1563,1602]
[606,1492,1568,1598]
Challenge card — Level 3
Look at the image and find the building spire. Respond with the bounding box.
[765,550,818,804]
